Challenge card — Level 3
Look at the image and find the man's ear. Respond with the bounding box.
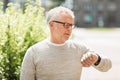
[49,21,54,27]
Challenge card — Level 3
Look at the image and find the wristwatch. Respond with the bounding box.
[94,54,101,66]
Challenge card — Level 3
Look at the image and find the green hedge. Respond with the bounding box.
[0,0,48,80]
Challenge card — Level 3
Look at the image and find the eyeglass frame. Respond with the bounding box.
[52,20,75,29]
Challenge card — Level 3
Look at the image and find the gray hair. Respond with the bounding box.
[46,6,74,23]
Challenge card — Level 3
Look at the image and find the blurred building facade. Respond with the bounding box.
[73,0,120,27]
[1,0,120,27]
[41,0,120,27]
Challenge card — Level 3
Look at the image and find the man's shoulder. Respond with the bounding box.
[68,40,89,54]
[67,40,86,48]
[34,39,47,46]
[32,39,48,48]
[27,39,48,52]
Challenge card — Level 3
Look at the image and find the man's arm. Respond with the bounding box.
[20,47,36,80]
[93,55,112,72]
[81,51,112,72]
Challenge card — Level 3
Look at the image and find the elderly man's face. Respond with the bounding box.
[49,12,74,44]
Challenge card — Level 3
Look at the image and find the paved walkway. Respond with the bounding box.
[73,28,120,80]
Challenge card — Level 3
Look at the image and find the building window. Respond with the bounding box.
[84,14,93,23]
[107,2,117,12]
[97,4,104,12]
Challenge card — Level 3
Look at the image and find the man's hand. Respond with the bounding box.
[81,51,98,67]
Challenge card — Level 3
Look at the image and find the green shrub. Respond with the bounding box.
[0,0,48,80]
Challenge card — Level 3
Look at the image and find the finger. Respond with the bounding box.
[86,53,95,62]
[81,57,93,67]
[81,54,91,63]
[81,53,96,67]
[91,54,98,63]
[84,53,97,65]
[81,61,90,67]
[86,53,94,62]
[88,52,98,62]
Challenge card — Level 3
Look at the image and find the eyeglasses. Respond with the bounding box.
[52,20,74,29]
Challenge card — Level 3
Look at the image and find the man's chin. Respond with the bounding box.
[64,37,69,41]
[65,35,71,40]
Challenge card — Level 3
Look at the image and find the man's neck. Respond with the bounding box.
[50,38,65,44]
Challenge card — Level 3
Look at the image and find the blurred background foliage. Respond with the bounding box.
[0,0,48,80]
[49,0,65,9]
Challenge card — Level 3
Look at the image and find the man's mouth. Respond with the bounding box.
[65,33,70,36]
[64,33,71,38]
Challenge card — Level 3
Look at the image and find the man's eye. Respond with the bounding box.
[67,24,72,26]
